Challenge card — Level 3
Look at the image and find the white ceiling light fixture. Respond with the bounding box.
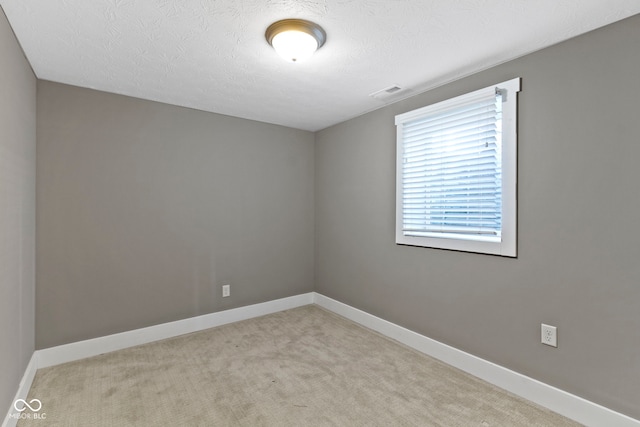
[265,19,326,63]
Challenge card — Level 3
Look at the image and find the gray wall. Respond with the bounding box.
[315,14,640,419]
[36,82,315,349]
[0,6,36,419]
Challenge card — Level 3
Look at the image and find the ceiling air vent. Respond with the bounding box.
[369,85,408,101]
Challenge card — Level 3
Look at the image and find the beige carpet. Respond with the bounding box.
[19,305,580,426]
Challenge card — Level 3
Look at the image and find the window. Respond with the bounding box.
[395,78,520,257]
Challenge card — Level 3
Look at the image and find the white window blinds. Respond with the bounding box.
[395,78,520,257]
[400,91,502,240]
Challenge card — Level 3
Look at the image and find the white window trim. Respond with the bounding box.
[395,78,521,257]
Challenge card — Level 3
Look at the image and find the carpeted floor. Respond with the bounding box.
[19,305,581,426]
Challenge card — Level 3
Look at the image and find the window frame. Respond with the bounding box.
[395,78,520,257]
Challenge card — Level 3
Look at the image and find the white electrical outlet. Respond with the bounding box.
[541,324,557,347]
[222,284,230,298]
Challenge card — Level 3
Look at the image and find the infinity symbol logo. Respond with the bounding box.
[14,399,42,412]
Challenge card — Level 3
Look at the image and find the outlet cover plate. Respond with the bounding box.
[541,324,557,347]
[222,284,230,298]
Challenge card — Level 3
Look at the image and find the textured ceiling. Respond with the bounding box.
[1,1,639,131]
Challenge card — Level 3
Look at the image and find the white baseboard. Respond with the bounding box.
[37,292,314,368]
[312,292,639,427]
[2,354,38,427]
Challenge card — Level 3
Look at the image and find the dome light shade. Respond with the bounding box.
[271,30,318,62]
[266,19,326,62]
